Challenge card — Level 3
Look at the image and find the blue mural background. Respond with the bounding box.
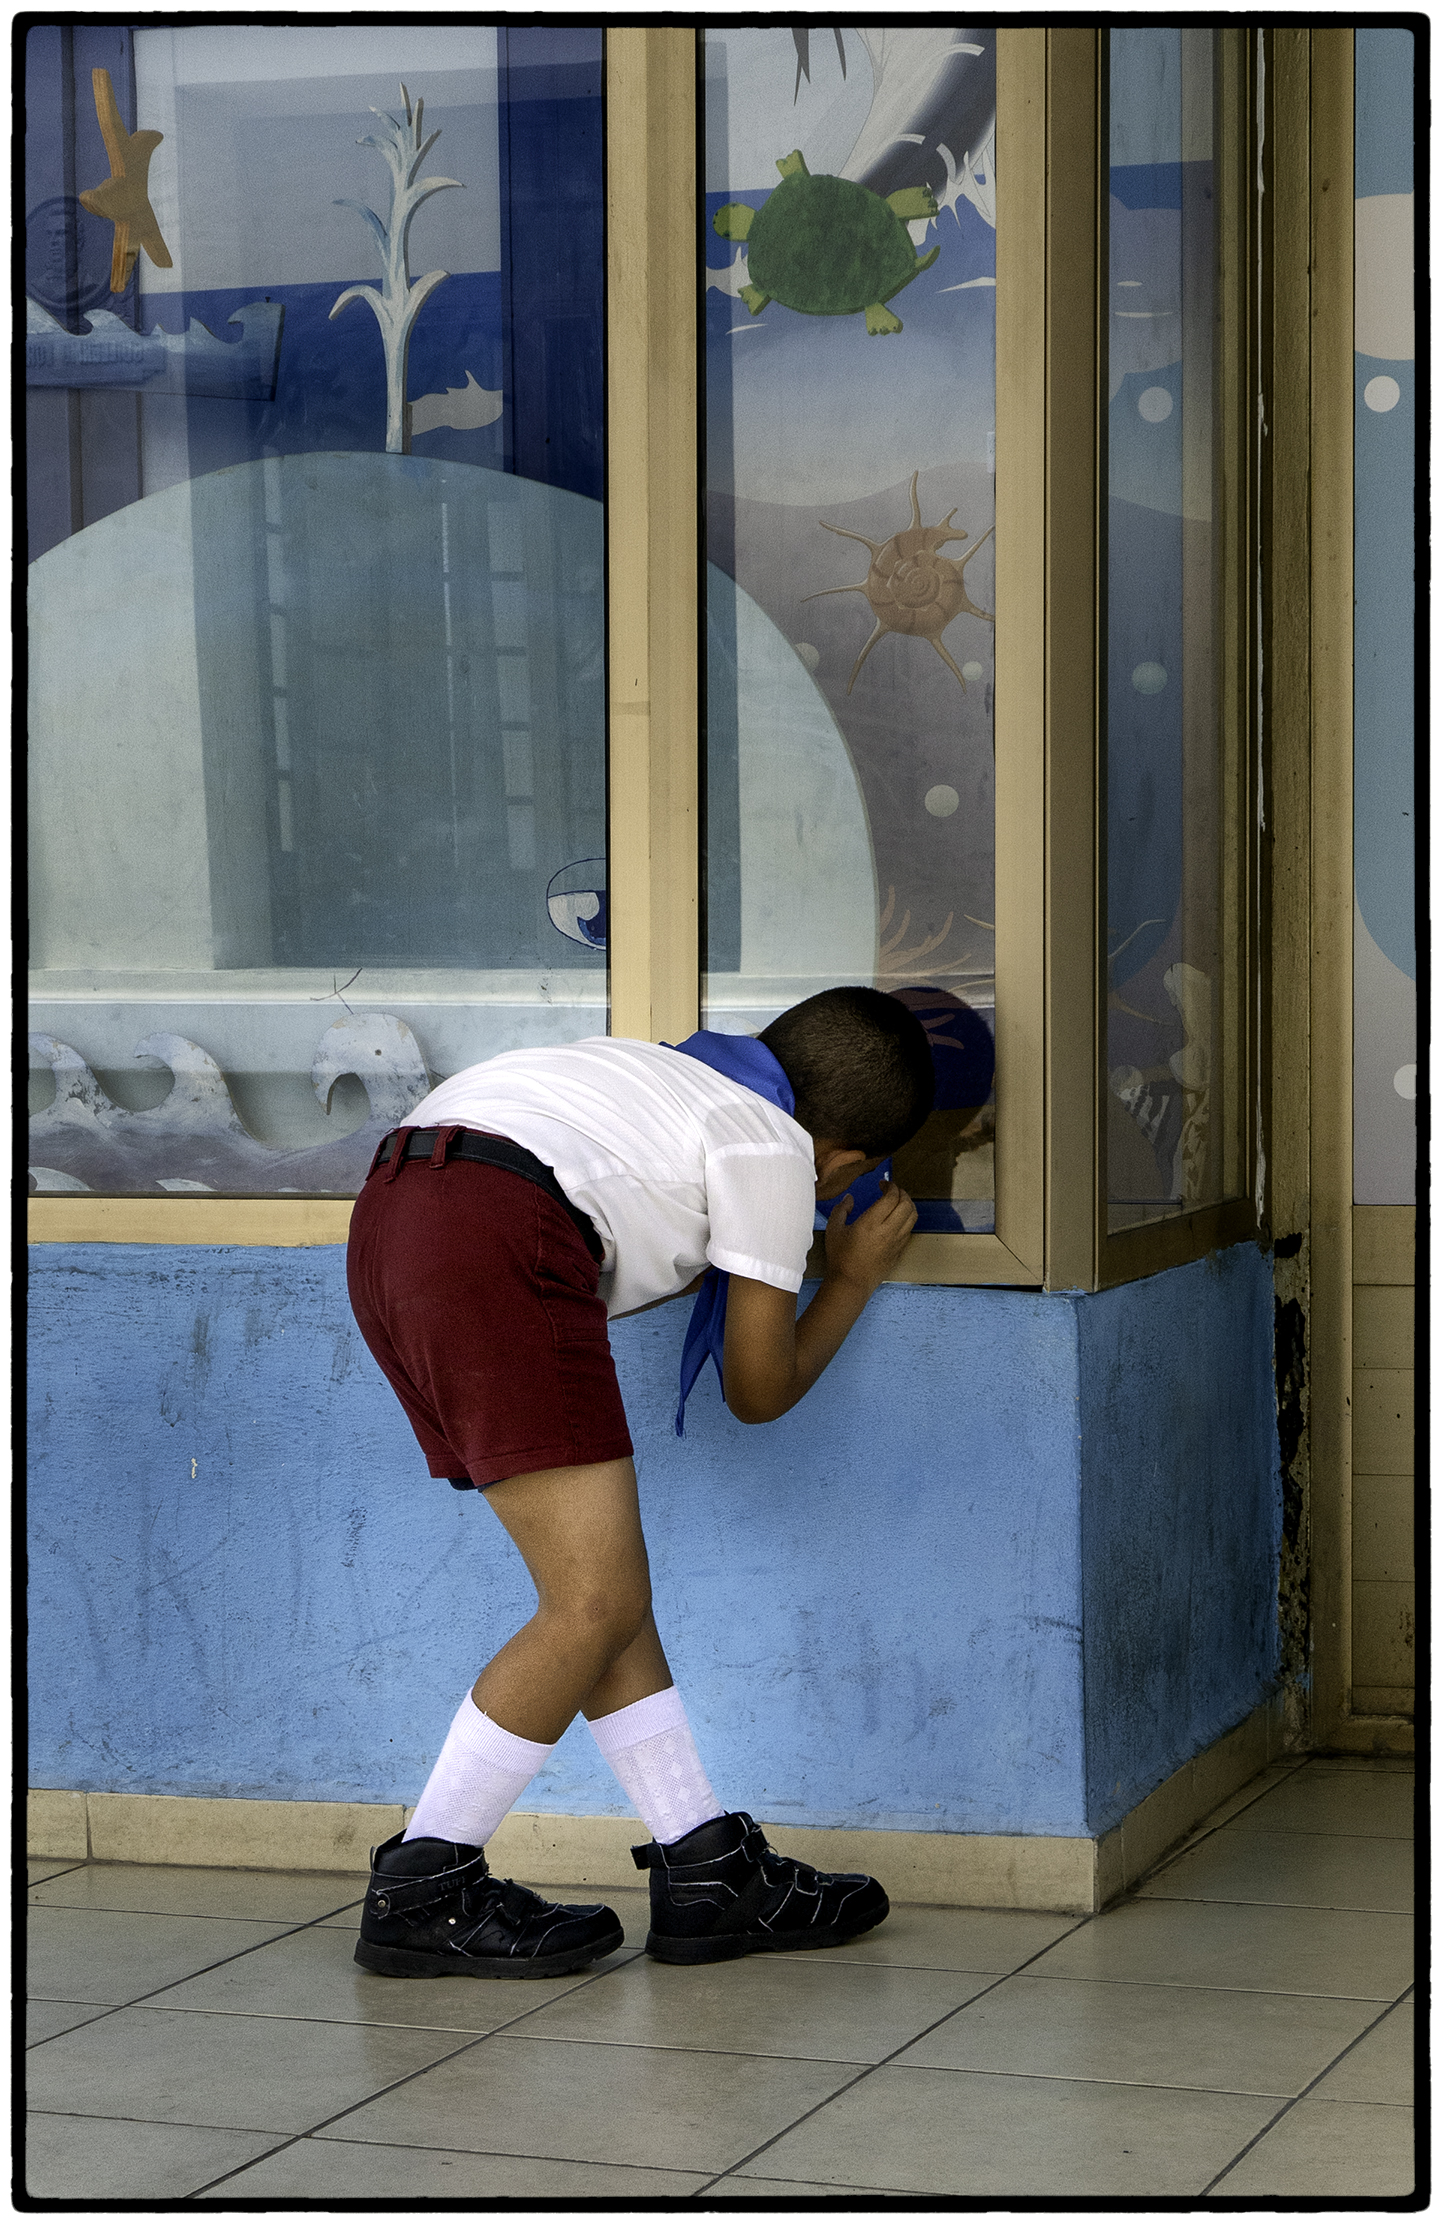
[26,25,610,1191]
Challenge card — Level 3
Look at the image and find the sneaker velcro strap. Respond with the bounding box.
[370,1847,490,1914]
[631,1842,656,1870]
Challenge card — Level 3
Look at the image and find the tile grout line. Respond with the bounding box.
[193,1916,1100,2202]
[1198,1984,1416,2197]
[1134,1891,1412,1915]
[23,1895,372,2042]
[187,1881,1408,2200]
[686,1913,1098,2198]
[185,2129,714,2202]
[25,2002,131,2050]
[1137,1757,1329,1882]
[180,1943,666,2199]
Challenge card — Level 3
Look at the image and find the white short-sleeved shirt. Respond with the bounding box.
[404,1038,817,1319]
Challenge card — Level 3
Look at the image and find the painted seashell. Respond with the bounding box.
[806,471,994,693]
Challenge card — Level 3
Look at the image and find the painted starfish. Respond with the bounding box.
[78,67,173,293]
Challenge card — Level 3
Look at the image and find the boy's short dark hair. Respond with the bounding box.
[761,987,935,1156]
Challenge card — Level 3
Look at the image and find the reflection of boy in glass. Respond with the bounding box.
[346,988,933,1977]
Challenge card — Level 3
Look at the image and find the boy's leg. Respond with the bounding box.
[404,1454,653,1847]
[414,1455,725,1852]
[470,1456,663,1739]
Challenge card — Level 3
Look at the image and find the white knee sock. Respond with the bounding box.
[404,1694,553,1848]
[588,1685,723,1845]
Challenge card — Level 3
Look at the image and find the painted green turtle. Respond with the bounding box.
[715,150,939,336]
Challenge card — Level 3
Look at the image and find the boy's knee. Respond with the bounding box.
[551,1575,651,1658]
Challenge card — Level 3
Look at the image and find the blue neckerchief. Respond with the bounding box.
[664,1032,889,1435]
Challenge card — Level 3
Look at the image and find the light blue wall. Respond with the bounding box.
[1077,1246,1281,1833]
[28,1244,1279,1840]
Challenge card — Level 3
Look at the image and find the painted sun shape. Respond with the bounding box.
[805,472,995,694]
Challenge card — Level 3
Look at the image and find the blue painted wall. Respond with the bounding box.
[1077,1246,1281,1833]
[28,1244,1279,1839]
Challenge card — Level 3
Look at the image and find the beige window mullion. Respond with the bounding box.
[889,27,1048,1292]
[605,28,699,1047]
[1042,27,1104,1293]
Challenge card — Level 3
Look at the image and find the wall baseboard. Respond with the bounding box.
[28,1696,1285,1915]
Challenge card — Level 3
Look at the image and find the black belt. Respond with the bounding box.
[374,1127,605,1265]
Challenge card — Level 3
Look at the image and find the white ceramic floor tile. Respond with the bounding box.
[25,2003,469,2135]
[1310,1995,1414,2105]
[23,2112,286,2201]
[825,1904,1082,1972]
[511,1949,992,2064]
[155,1917,628,2031]
[26,2001,115,2048]
[1213,2098,1414,2196]
[18,1808,1417,2202]
[714,2176,915,2199]
[1027,1896,1413,1999]
[29,1860,363,1923]
[738,2064,1280,2197]
[323,2033,859,2175]
[1233,1765,1413,1839]
[27,1905,300,2007]
[1140,1827,1412,1913]
[219,2135,711,2200]
[898,1974,1379,2095]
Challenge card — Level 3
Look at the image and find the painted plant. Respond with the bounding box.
[331,83,463,454]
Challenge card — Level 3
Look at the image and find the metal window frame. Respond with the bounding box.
[27,29,1264,1298]
[1045,27,1264,1295]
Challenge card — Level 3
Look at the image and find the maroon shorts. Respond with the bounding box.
[346,1147,634,1489]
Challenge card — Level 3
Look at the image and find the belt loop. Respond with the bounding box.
[430,1124,459,1169]
[367,1131,395,1181]
[381,1129,408,1182]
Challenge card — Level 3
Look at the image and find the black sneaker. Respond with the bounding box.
[354,1832,624,1979]
[633,1810,889,1964]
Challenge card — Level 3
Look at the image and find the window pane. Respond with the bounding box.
[702,28,998,1232]
[1105,29,1240,1231]
[27,26,606,1196]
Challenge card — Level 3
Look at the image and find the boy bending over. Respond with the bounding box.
[347,986,932,1976]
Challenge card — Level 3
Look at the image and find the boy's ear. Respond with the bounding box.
[813,1141,868,1195]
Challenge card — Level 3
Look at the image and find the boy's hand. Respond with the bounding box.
[724,1180,917,1424]
[823,1179,917,1295]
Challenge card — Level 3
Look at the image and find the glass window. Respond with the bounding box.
[26,25,606,1196]
[1104,28,1244,1232]
[702,28,998,1233]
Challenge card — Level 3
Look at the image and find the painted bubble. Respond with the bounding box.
[792,641,821,672]
[962,661,985,683]
[1138,386,1174,423]
[924,785,960,818]
[1394,1064,1417,1101]
[1131,662,1167,695]
[1364,375,1401,414]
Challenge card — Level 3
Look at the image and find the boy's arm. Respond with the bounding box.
[722,1183,917,1423]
